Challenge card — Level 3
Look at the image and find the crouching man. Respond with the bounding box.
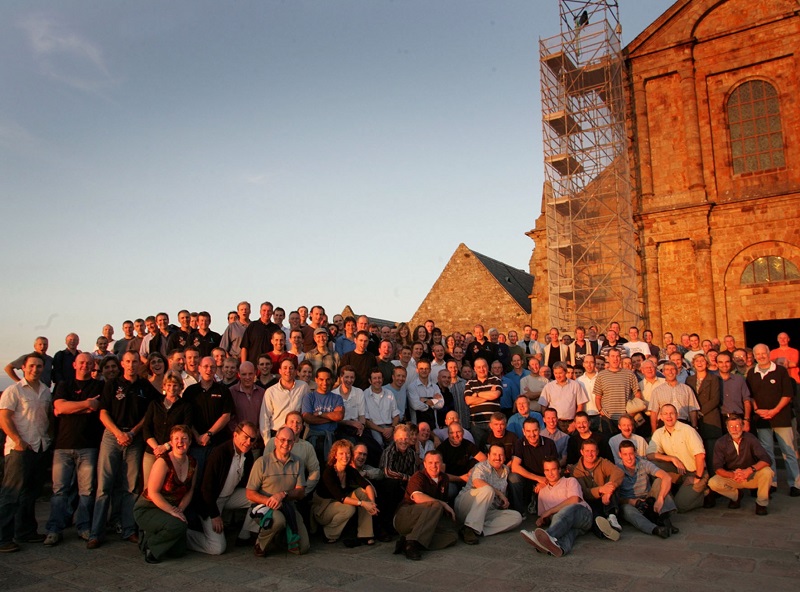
[187,421,258,554]
[393,450,457,560]
[708,414,773,515]
[454,445,522,544]
[520,457,592,557]
[246,426,310,556]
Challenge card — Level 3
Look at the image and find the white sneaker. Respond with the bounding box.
[607,513,622,532]
[534,528,563,557]
[520,529,547,554]
[595,516,620,541]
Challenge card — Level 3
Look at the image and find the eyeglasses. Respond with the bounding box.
[237,431,258,442]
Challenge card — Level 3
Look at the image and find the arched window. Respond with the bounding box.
[740,256,800,285]
[727,80,785,174]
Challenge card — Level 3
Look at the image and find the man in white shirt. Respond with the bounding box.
[0,353,51,552]
[364,368,401,446]
[259,358,309,443]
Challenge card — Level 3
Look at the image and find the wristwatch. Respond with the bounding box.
[206,431,213,438]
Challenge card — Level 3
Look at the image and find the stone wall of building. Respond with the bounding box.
[410,243,532,335]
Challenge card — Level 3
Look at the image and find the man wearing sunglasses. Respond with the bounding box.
[187,421,258,554]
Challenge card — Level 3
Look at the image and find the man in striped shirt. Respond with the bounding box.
[464,358,503,450]
[593,349,641,434]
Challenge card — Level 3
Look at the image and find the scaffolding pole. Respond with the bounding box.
[540,0,639,332]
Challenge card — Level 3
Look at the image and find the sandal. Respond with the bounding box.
[324,538,338,544]
[361,537,376,546]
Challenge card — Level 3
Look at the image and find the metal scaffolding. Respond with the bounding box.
[539,0,639,331]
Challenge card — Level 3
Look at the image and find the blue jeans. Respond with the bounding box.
[757,426,800,488]
[91,430,143,541]
[0,448,51,544]
[546,503,592,555]
[46,448,98,535]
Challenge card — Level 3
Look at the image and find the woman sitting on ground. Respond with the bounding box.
[311,439,378,546]
[134,424,197,564]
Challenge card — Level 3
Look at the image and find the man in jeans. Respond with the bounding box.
[44,353,104,546]
[0,353,51,553]
[88,352,158,549]
[747,344,800,496]
[520,457,592,557]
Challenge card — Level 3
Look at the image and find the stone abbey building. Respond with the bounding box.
[527,0,800,346]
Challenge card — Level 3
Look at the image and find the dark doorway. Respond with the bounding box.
[743,318,800,350]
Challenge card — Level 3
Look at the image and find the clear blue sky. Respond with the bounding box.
[0,0,675,373]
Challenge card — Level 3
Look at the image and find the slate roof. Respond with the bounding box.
[468,246,534,314]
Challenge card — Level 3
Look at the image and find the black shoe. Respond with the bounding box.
[404,540,422,561]
[661,516,679,534]
[728,490,744,509]
[19,533,46,544]
[460,526,480,545]
[235,534,256,547]
[703,493,717,508]
[393,536,406,555]
[343,538,362,548]
[144,547,160,564]
[652,526,671,539]
[755,504,768,516]
[790,487,800,497]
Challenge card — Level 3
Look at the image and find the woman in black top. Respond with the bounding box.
[311,439,378,545]
[142,371,193,483]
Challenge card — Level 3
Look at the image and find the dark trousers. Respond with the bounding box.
[0,448,52,543]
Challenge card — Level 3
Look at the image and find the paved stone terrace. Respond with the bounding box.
[1,486,799,592]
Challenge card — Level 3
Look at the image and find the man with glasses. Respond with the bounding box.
[188,421,259,554]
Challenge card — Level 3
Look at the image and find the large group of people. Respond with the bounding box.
[1,304,799,563]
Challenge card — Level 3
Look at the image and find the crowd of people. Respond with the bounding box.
[1,302,798,562]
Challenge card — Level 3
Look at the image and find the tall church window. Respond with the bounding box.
[727,80,785,174]
[740,256,800,286]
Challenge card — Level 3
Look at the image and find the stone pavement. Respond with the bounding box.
[1,487,799,592]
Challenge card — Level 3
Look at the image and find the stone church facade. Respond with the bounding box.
[529,0,800,344]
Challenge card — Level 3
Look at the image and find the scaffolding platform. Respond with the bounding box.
[539,0,639,331]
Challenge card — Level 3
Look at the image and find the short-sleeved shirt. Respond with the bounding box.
[537,476,591,515]
[402,469,449,506]
[719,374,751,415]
[541,427,569,459]
[465,376,503,425]
[593,368,640,419]
[53,378,104,449]
[437,439,481,476]
[240,321,282,366]
[512,435,558,476]
[0,379,52,454]
[246,450,305,497]
[9,353,53,387]
[507,411,544,438]
[463,459,509,495]
[618,458,662,499]
[363,388,400,425]
[647,422,706,472]
[182,381,234,446]
[333,386,365,422]
[486,430,517,460]
[538,379,589,420]
[648,382,699,420]
[100,377,159,432]
[302,391,344,433]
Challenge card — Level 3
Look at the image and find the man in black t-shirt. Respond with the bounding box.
[240,302,282,366]
[508,417,558,514]
[44,353,104,546]
[436,422,486,499]
[183,356,234,481]
[88,352,159,548]
[340,331,378,390]
[188,311,222,357]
